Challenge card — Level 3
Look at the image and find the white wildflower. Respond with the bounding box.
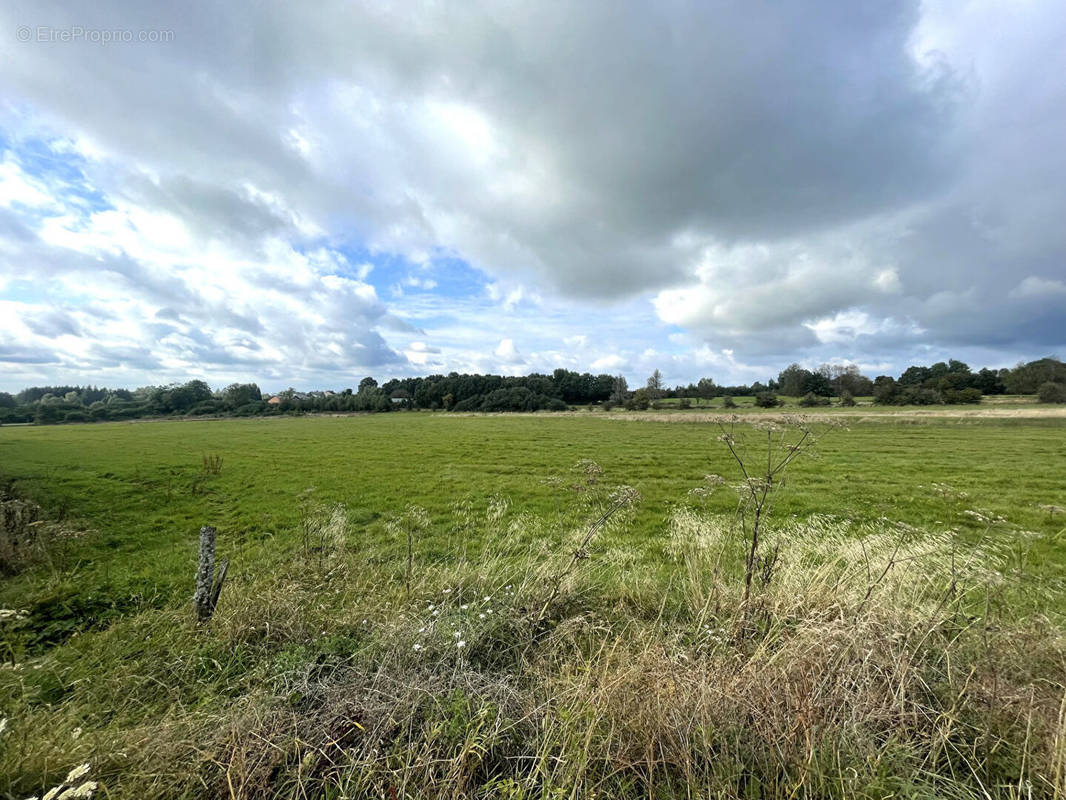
[64,764,91,784]
[478,613,486,619]
[412,644,423,652]
[453,631,461,638]
[460,604,468,610]
[58,782,98,799]
[71,727,82,740]
[456,640,466,648]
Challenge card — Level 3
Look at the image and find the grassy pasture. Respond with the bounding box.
[1,411,1065,798]
[2,412,1064,603]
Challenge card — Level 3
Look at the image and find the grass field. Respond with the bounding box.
[2,411,1065,798]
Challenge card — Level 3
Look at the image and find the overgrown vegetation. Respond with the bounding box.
[1,414,1064,798]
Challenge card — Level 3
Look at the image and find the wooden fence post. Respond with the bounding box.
[193,525,228,623]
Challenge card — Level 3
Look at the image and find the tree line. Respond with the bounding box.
[1,357,1064,425]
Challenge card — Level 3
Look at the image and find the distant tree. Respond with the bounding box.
[1004,358,1066,394]
[358,376,378,393]
[819,363,872,397]
[0,392,15,408]
[873,376,899,405]
[722,395,737,408]
[801,371,832,397]
[626,388,651,411]
[221,383,262,410]
[898,365,932,386]
[776,364,805,398]
[974,367,1006,395]
[609,375,629,405]
[646,369,664,397]
[34,403,62,424]
[696,377,716,403]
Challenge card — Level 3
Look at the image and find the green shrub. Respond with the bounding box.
[799,392,830,407]
[754,392,779,408]
[722,395,736,408]
[1037,381,1066,403]
[625,389,651,410]
[899,387,944,405]
[839,390,856,406]
[943,387,982,404]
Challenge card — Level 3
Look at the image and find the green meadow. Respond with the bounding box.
[2,411,1065,798]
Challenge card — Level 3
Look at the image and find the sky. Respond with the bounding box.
[1,1,1064,393]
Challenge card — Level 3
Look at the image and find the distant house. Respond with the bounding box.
[390,389,412,406]
[266,396,281,406]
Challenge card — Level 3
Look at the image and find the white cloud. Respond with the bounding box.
[1009,275,1066,299]
[494,338,524,364]
[590,354,626,371]
[0,155,55,209]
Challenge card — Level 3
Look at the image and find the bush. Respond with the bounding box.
[943,387,982,405]
[839,390,856,406]
[722,396,736,409]
[1037,381,1066,403]
[678,397,691,409]
[189,400,223,416]
[899,387,944,406]
[799,392,830,407]
[625,389,651,411]
[754,392,779,408]
[233,400,268,416]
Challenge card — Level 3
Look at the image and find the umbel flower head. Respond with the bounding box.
[27,763,98,800]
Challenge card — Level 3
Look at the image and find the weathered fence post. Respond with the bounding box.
[193,525,228,623]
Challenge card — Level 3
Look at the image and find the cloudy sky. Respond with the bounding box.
[1,1,1064,392]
